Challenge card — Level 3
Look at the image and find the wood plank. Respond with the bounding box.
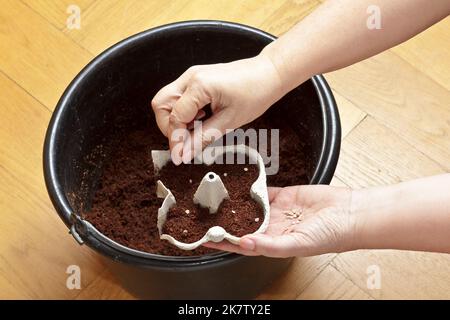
[297,265,373,300]
[331,116,450,299]
[62,0,323,54]
[22,0,95,30]
[332,250,450,299]
[258,0,319,36]
[257,254,335,299]
[64,0,293,55]
[0,73,103,298]
[178,0,289,26]
[325,50,450,172]
[75,270,135,300]
[330,176,350,188]
[0,0,92,109]
[0,0,448,300]
[391,18,450,91]
[289,1,449,90]
[335,116,445,188]
[76,255,334,300]
[0,273,30,299]
[333,91,367,139]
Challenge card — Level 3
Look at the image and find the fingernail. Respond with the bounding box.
[171,145,183,165]
[176,130,189,165]
[173,154,182,166]
[240,237,255,250]
[182,143,192,164]
[182,151,191,164]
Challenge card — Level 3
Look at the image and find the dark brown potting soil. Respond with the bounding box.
[85,111,312,256]
[159,161,263,243]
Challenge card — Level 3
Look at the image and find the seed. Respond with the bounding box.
[232,210,236,214]
[183,229,188,234]
[244,167,248,172]
[189,179,192,183]
[185,209,190,214]
[223,173,227,177]
[284,208,303,218]
[254,218,260,222]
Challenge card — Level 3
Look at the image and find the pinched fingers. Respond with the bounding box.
[150,65,205,139]
[167,85,211,164]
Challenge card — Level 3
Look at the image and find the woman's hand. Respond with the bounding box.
[205,175,450,257]
[151,54,284,165]
[151,0,449,166]
[204,185,356,258]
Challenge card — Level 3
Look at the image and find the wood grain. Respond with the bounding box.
[335,116,445,188]
[257,254,335,299]
[75,270,135,300]
[0,72,104,299]
[333,91,367,139]
[332,116,450,299]
[391,18,450,91]
[324,47,450,172]
[64,0,303,55]
[258,0,319,35]
[22,0,96,30]
[297,265,373,300]
[332,250,450,299]
[0,0,448,299]
[0,0,92,109]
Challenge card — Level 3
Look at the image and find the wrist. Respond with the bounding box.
[349,185,404,251]
[348,188,369,251]
[333,187,361,254]
[260,42,311,93]
[251,52,286,102]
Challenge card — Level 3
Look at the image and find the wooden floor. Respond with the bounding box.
[1,0,449,299]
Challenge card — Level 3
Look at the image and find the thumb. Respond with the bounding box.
[239,233,300,258]
[168,85,211,164]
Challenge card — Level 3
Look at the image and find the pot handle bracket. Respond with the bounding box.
[69,212,86,245]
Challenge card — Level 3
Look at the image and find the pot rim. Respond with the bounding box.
[43,20,341,267]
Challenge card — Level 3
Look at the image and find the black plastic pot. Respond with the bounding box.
[43,21,341,299]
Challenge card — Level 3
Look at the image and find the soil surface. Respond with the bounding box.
[85,111,312,256]
[160,161,263,244]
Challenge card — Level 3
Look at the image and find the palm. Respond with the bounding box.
[205,185,354,258]
[266,185,353,256]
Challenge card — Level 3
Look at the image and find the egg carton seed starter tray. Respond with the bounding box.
[152,145,270,250]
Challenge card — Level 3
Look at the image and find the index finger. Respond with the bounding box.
[203,241,259,256]
[167,85,211,163]
[151,67,196,137]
